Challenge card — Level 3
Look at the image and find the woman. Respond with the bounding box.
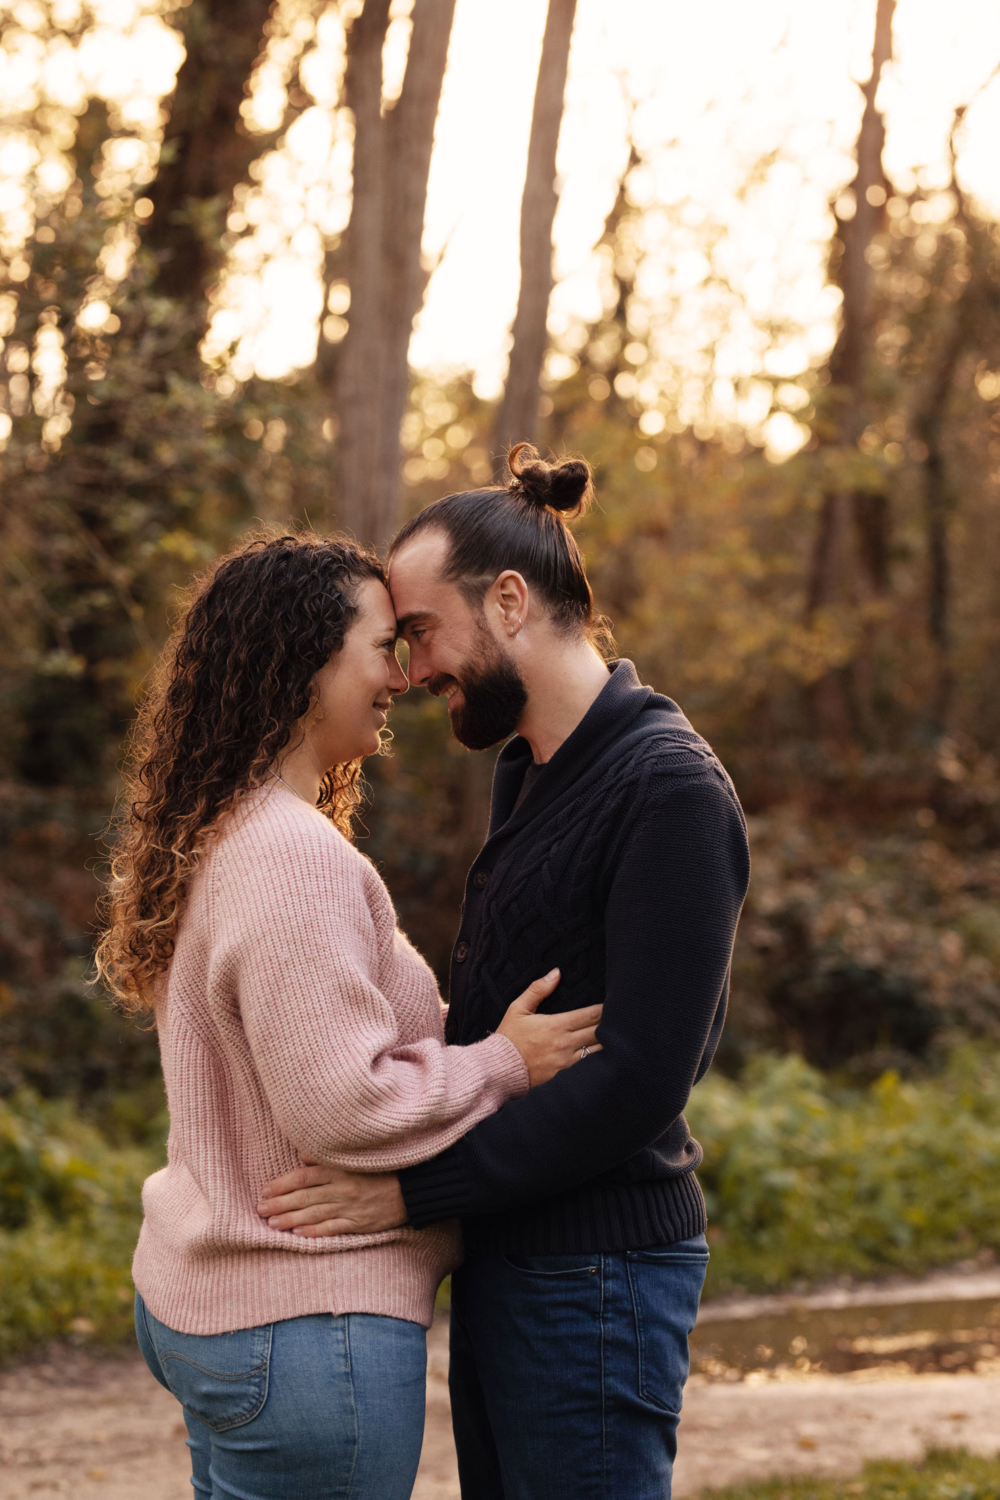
[96,532,601,1500]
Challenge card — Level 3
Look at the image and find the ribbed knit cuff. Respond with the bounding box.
[400,1144,478,1229]
[478,1030,531,1099]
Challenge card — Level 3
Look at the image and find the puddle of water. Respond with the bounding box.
[690,1296,1000,1382]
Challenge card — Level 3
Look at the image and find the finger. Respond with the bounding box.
[569,1042,603,1062]
[513,968,561,1013]
[266,1203,345,1231]
[257,1184,344,1216]
[560,1004,603,1027]
[568,1024,602,1048]
[292,1219,357,1237]
[565,1019,604,1042]
[258,1165,340,1200]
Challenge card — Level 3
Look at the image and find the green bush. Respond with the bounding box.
[0,1092,161,1359]
[691,1048,1000,1294]
[6,1049,1000,1359]
[702,1451,1000,1500]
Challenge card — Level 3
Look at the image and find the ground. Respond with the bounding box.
[3,1272,1000,1498]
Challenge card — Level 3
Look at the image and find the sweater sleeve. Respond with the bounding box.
[398,775,750,1225]
[213,807,529,1172]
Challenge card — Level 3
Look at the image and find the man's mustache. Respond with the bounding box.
[427,673,460,700]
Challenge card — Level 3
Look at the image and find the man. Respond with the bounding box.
[258,448,750,1498]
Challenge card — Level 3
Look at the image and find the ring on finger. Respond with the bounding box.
[579,1045,590,1059]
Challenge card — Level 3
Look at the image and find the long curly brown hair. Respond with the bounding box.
[96,531,386,1015]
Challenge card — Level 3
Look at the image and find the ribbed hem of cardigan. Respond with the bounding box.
[459,1171,707,1255]
[132,1225,460,1335]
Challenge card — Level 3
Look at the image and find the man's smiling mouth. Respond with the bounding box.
[428,675,462,703]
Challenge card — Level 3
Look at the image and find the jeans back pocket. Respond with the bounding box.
[625,1239,709,1413]
[137,1296,272,1433]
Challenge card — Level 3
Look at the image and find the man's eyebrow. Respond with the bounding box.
[395,611,437,631]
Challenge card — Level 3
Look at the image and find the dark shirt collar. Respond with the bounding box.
[487,659,668,837]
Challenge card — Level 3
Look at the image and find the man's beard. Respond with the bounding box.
[428,631,528,751]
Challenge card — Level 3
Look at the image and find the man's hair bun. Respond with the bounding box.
[507,443,592,517]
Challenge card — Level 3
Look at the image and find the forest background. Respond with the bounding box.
[1,0,1000,1357]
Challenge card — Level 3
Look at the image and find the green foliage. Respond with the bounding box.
[7,1052,1000,1357]
[691,1049,1000,1295]
[0,1092,160,1360]
[702,1451,1000,1500]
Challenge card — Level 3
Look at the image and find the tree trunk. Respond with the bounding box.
[805,0,895,740]
[331,0,392,544]
[144,0,276,305]
[911,100,981,735]
[330,0,457,548]
[828,0,895,402]
[492,0,578,470]
[376,0,457,524]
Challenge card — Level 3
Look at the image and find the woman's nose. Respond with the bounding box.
[389,655,409,693]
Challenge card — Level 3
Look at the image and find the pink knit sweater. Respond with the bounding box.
[132,784,528,1334]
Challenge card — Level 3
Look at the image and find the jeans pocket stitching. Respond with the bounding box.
[163,1324,273,1433]
[501,1255,600,1279]
[161,1353,269,1381]
[630,1252,710,1266]
[626,1259,683,1414]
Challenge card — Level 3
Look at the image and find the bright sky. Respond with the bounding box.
[2,0,999,456]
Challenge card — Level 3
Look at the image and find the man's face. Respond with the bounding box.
[389,531,528,750]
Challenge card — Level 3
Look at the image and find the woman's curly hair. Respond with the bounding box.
[95,531,386,1015]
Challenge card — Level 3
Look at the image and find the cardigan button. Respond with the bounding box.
[473,870,490,889]
[454,942,470,962]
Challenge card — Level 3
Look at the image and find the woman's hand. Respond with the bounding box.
[497,969,602,1087]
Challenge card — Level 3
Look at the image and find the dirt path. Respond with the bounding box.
[3,1314,1000,1498]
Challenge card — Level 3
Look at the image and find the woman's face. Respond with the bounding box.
[303,579,408,768]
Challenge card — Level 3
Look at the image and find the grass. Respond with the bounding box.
[701,1452,1000,1500]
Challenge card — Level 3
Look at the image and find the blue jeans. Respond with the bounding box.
[449,1234,709,1500]
[134,1294,426,1500]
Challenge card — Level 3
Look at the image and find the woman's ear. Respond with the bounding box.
[301,684,324,728]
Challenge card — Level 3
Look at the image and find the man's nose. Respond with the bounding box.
[405,644,429,687]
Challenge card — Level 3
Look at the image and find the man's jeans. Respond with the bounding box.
[449,1234,709,1500]
[135,1294,426,1499]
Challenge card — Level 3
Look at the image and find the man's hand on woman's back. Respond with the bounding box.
[257,1162,407,1237]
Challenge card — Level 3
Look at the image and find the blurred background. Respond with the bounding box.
[1,0,1000,1364]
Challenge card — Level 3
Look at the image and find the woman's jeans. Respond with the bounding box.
[448,1234,709,1500]
[135,1293,426,1500]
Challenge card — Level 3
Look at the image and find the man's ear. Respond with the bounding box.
[489,571,530,637]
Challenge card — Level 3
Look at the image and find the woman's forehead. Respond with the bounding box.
[355,577,397,633]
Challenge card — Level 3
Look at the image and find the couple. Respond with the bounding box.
[98,445,750,1500]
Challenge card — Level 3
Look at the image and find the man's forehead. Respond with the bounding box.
[388,531,452,613]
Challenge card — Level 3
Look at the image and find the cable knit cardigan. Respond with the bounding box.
[132,784,529,1334]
